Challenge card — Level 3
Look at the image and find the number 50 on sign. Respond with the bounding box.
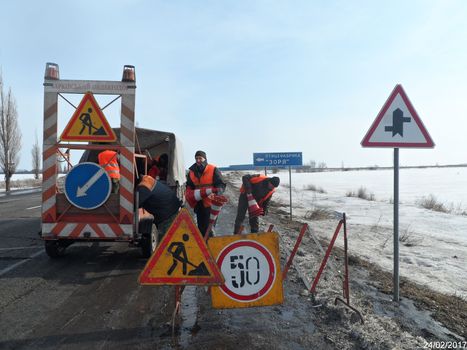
[208,232,284,309]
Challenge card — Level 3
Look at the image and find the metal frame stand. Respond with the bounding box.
[282,216,364,324]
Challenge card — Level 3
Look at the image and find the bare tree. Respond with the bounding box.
[31,131,41,179]
[0,73,22,192]
[317,162,327,171]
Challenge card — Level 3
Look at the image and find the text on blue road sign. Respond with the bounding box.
[253,152,303,167]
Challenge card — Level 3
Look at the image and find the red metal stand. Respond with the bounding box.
[282,223,308,281]
[172,286,182,334]
[281,215,363,324]
[309,220,343,293]
[309,214,363,323]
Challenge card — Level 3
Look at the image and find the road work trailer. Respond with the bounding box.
[40,63,185,258]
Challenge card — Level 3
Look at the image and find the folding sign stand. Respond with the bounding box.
[282,215,364,324]
[171,195,229,334]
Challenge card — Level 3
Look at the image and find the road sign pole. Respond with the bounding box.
[393,148,400,302]
[289,166,292,220]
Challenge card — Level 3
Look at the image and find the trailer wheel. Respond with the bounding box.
[45,240,68,258]
[141,225,158,258]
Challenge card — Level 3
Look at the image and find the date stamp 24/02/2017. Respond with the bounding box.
[424,341,467,349]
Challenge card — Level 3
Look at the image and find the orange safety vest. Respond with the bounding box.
[138,175,156,191]
[98,150,120,180]
[189,164,215,207]
[240,175,275,206]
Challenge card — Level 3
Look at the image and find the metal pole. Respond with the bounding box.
[264,166,267,176]
[393,148,400,302]
[343,213,349,305]
[289,166,292,220]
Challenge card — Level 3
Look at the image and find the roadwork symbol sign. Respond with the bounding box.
[208,232,284,309]
[138,208,224,285]
[361,84,434,148]
[60,92,117,142]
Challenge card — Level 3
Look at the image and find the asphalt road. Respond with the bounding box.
[0,191,175,349]
[0,189,331,350]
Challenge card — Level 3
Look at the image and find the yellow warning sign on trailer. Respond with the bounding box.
[60,92,116,142]
[139,208,224,285]
[209,232,284,309]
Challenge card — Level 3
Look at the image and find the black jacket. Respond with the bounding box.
[242,174,273,214]
[138,181,181,225]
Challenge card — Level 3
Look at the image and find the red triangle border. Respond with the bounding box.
[361,84,435,148]
[60,92,117,142]
[138,208,224,285]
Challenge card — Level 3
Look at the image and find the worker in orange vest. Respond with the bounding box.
[234,174,280,234]
[98,150,120,194]
[186,150,226,236]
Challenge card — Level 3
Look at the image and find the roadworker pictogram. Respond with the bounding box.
[138,208,224,285]
[78,107,108,136]
[167,234,209,276]
[61,92,117,142]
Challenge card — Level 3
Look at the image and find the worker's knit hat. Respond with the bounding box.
[270,177,280,187]
[195,150,207,159]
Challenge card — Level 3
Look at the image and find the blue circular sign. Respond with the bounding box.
[64,162,112,210]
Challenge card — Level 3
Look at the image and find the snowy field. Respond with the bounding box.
[228,167,467,299]
[0,174,41,193]
[290,167,467,210]
[1,174,38,181]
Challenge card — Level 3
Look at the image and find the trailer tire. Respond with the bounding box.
[45,240,68,258]
[141,225,158,258]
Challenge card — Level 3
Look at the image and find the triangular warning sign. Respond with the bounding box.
[60,92,117,142]
[139,208,224,285]
[361,84,434,148]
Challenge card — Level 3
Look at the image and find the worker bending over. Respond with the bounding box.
[234,174,280,234]
[137,175,181,240]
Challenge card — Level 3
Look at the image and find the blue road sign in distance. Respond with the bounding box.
[253,152,303,167]
[64,162,111,210]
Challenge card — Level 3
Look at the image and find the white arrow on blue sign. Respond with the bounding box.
[253,152,303,167]
[64,162,112,210]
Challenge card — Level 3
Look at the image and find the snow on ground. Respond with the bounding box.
[1,174,38,181]
[227,167,467,299]
[0,174,41,193]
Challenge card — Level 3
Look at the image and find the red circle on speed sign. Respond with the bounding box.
[216,240,276,302]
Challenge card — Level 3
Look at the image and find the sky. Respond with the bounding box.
[1,0,467,170]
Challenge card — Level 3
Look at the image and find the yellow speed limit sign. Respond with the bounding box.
[208,232,283,309]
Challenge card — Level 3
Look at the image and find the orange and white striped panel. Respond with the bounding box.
[42,223,133,239]
[119,94,135,226]
[42,92,58,224]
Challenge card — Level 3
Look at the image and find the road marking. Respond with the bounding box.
[0,198,23,203]
[26,205,41,210]
[0,246,42,251]
[0,250,44,277]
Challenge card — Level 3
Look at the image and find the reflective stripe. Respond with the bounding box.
[258,189,275,206]
[98,151,120,179]
[240,176,275,207]
[189,164,216,207]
